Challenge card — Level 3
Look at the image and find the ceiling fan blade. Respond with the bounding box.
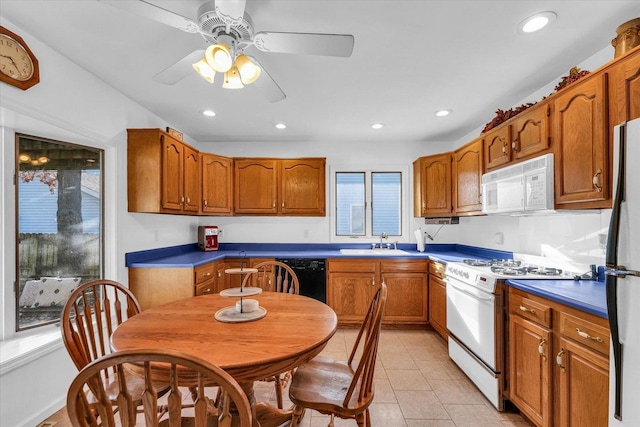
[99,0,199,33]
[249,58,286,103]
[215,0,247,26]
[153,50,205,85]
[253,32,355,57]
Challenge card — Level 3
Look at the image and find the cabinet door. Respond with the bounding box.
[161,136,184,211]
[511,102,551,161]
[509,315,553,427]
[382,272,428,323]
[554,74,609,207]
[555,337,609,427]
[234,159,278,214]
[201,154,233,215]
[414,153,453,216]
[453,138,483,215]
[183,145,200,212]
[327,272,376,323]
[280,159,326,216]
[484,126,512,170]
[428,273,447,339]
[609,49,640,126]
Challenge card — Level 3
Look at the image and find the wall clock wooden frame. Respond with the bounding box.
[0,26,40,90]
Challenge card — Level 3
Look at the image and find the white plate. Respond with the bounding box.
[219,287,263,297]
[214,306,267,323]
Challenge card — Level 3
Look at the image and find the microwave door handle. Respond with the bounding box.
[606,123,626,420]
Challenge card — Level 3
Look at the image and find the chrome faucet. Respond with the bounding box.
[379,232,388,249]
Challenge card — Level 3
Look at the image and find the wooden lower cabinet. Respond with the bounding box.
[428,261,447,339]
[327,258,428,326]
[508,287,609,427]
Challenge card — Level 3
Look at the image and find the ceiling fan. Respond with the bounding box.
[99,0,355,102]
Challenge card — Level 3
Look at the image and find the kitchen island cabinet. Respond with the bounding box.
[127,128,201,214]
[327,258,428,326]
[508,287,609,427]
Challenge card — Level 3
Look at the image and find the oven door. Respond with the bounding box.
[446,276,497,371]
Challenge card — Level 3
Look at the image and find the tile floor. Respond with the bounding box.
[39,329,530,427]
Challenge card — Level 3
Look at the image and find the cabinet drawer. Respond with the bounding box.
[195,263,216,284]
[328,259,377,273]
[559,312,609,356]
[195,279,215,296]
[381,259,428,273]
[509,292,552,328]
[429,261,446,278]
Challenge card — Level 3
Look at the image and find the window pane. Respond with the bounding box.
[372,172,401,236]
[336,172,365,236]
[16,134,103,331]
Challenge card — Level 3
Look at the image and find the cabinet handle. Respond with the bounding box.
[204,288,211,294]
[217,271,221,277]
[204,272,211,277]
[180,195,185,204]
[273,201,276,208]
[282,201,285,208]
[422,201,426,210]
[502,142,507,155]
[203,199,208,208]
[592,169,602,192]
[186,196,191,204]
[576,328,603,342]
[519,305,536,314]
[538,338,547,361]
[371,279,375,287]
[556,348,565,372]
[512,137,519,152]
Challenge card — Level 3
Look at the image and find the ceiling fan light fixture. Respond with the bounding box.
[205,42,233,72]
[223,66,244,89]
[235,54,261,84]
[192,57,216,83]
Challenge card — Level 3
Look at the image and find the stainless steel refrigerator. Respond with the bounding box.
[607,117,640,425]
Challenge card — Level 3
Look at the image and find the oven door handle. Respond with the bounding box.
[445,278,495,301]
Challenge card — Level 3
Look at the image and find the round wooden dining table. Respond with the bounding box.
[111,292,338,427]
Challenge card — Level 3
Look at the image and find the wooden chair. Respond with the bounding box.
[241,261,299,409]
[61,280,168,413]
[66,349,253,427]
[288,282,388,427]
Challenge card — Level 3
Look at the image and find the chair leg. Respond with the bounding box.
[290,405,304,427]
[328,413,335,427]
[365,408,371,427]
[274,375,284,409]
[355,412,366,427]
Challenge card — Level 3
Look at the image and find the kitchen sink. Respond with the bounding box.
[339,248,410,256]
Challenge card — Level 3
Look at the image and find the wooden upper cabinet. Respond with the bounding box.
[234,157,326,216]
[553,73,610,208]
[128,128,200,214]
[413,153,453,217]
[234,158,278,214]
[484,125,511,170]
[511,101,552,161]
[609,45,640,127]
[453,138,484,215]
[280,158,326,216]
[201,153,233,215]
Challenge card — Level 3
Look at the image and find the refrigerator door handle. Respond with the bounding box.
[606,267,640,278]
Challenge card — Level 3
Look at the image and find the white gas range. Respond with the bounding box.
[444,255,590,410]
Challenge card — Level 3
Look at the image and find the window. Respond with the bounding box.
[15,134,103,331]
[335,171,403,237]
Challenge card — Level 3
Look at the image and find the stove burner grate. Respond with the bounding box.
[463,259,491,267]
[490,266,528,276]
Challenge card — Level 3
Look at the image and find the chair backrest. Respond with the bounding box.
[67,349,253,427]
[61,280,141,373]
[344,282,387,408]
[242,261,299,294]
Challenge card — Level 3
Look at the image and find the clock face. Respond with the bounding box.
[0,33,35,81]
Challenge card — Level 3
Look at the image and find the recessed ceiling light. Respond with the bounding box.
[202,110,216,117]
[518,11,556,34]
[435,109,452,117]
[275,123,286,129]
[371,123,384,129]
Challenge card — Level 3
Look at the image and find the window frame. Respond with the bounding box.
[330,165,409,243]
[14,133,105,332]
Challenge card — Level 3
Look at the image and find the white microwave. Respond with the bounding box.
[481,154,554,214]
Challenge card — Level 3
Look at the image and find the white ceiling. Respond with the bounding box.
[2,1,638,144]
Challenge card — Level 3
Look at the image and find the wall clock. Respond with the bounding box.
[0,26,40,90]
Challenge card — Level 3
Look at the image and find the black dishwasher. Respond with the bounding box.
[276,258,326,303]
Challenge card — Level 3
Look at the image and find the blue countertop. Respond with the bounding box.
[507,278,607,319]
[125,243,511,268]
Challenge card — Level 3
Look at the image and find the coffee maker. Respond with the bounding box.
[197,226,219,251]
